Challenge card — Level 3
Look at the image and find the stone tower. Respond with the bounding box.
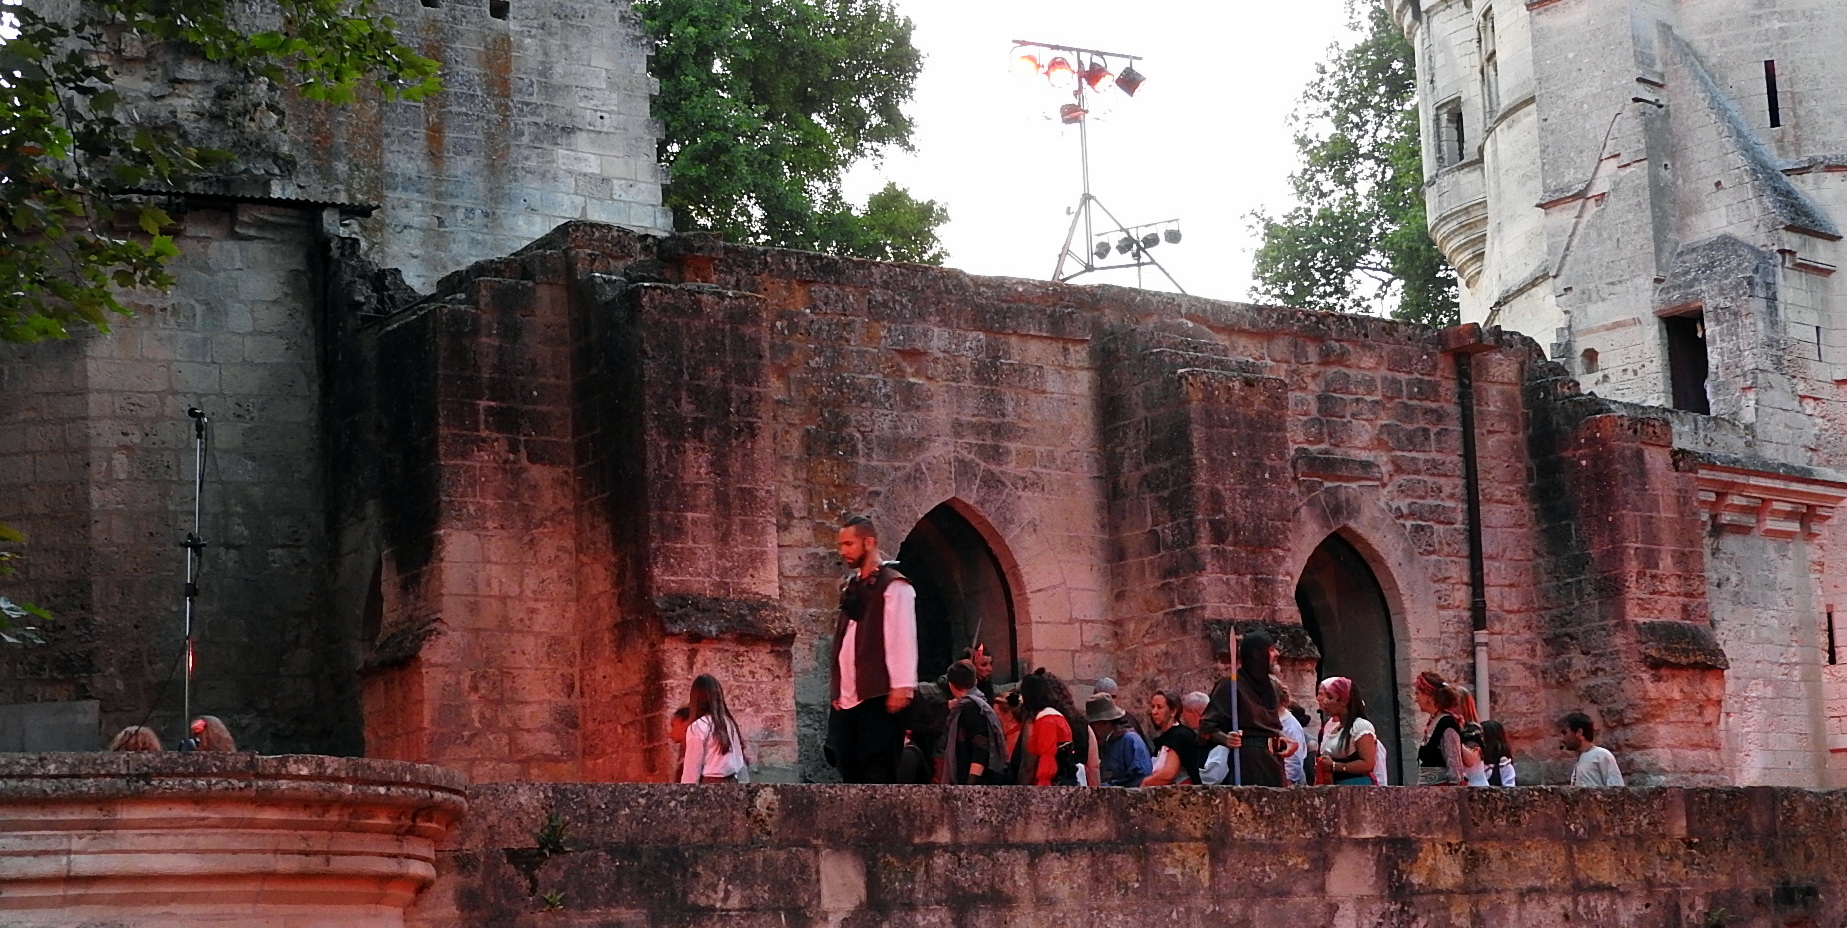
[1395,0,1847,785]
[0,0,668,751]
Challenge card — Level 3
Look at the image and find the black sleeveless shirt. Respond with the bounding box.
[1417,713,1462,769]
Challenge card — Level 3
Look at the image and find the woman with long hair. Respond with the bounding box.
[680,674,749,783]
[1412,671,1466,785]
[1452,685,1489,786]
[190,716,237,752]
[1479,719,1516,786]
[1314,677,1379,785]
[1041,671,1100,787]
[107,726,161,752]
[1015,671,1073,785]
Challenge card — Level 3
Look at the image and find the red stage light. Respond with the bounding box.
[1081,60,1113,92]
[1044,56,1076,90]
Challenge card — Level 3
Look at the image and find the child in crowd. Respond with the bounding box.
[1480,719,1515,786]
[681,674,750,784]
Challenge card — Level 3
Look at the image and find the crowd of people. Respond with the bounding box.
[668,516,1627,788]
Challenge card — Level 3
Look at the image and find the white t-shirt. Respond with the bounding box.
[1571,745,1623,786]
[1199,744,1231,786]
[1279,711,1308,786]
[1484,756,1517,786]
[680,716,749,783]
[1320,717,1379,783]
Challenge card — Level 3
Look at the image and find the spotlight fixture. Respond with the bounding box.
[1081,59,1113,92]
[1116,236,1135,255]
[1044,56,1076,89]
[1164,228,1182,244]
[1141,232,1160,250]
[1012,51,1043,78]
[1115,64,1145,96]
[1059,103,1086,124]
[1093,241,1112,260]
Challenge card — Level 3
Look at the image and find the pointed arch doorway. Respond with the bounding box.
[896,503,1019,687]
[1295,533,1403,783]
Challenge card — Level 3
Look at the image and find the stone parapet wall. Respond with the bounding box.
[410,782,1847,928]
[0,753,466,928]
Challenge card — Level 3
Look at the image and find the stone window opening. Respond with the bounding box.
[1828,609,1838,665]
[1437,100,1467,167]
[1480,12,1499,119]
[420,0,439,8]
[1663,312,1711,414]
[1580,348,1599,374]
[1764,60,1782,129]
[489,0,509,19]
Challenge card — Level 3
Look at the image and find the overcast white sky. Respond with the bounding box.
[842,0,1359,303]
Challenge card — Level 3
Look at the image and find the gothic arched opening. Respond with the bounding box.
[896,503,1018,686]
[1295,533,1403,783]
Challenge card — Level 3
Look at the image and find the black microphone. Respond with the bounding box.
[187,407,206,419]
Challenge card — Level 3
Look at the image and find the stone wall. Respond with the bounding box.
[409,783,1847,928]
[90,0,670,289]
[323,223,1816,787]
[0,203,342,753]
[0,752,465,928]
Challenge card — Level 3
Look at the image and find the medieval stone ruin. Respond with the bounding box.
[1,0,1842,793]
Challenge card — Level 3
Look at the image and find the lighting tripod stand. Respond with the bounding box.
[179,407,208,749]
[1011,39,1186,294]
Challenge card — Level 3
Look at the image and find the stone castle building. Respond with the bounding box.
[1,0,1842,789]
[1395,0,1847,784]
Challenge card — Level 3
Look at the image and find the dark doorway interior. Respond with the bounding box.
[896,504,1018,686]
[1295,534,1404,783]
[1664,313,1711,415]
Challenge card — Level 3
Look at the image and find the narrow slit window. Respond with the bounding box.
[1436,100,1467,167]
[1664,313,1711,414]
[1481,13,1500,117]
[1765,60,1782,128]
[1828,609,1838,665]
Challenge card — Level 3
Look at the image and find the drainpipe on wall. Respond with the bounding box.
[1444,325,1495,721]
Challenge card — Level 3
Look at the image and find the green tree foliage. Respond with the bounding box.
[0,522,47,646]
[0,0,440,342]
[1248,1,1457,326]
[636,0,948,264]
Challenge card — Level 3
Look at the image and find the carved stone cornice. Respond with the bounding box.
[1695,462,1847,540]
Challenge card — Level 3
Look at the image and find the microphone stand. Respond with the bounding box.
[179,407,208,750]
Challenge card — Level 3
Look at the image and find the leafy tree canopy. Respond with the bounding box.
[0,0,440,343]
[1248,1,1457,326]
[636,0,948,264]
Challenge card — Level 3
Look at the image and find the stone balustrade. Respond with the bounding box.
[0,753,466,928]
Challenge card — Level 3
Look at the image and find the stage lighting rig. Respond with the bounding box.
[1009,39,1185,293]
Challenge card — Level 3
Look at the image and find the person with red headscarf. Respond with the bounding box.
[1314,677,1379,786]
